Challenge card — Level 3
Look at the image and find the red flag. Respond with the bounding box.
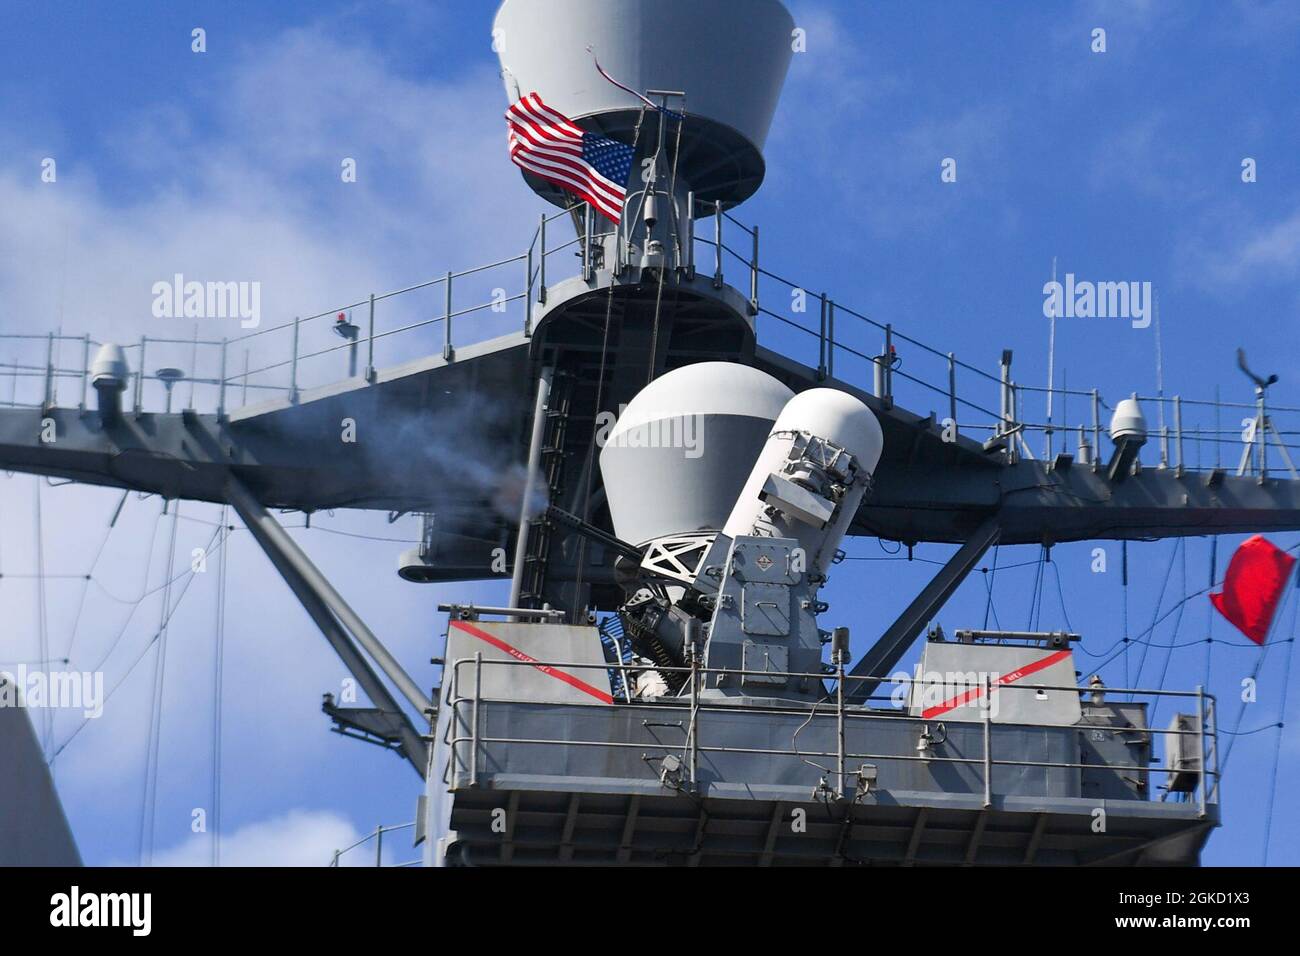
[1209,535,1296,644]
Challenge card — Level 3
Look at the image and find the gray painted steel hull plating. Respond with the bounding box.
[0,699,81,866]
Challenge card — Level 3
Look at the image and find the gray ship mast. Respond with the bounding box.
[2,0,1298,865]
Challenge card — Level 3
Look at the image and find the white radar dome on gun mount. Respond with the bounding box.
[724,388,884,576]
[599,362,795,549]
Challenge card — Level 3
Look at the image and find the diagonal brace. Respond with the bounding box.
[225,474,430,774]
[845,515,1001,704]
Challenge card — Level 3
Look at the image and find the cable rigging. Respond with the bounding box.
[140,500,181,865]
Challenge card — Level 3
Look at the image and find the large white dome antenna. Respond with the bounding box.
[493,0,795,210]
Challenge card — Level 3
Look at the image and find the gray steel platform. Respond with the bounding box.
[435,694,1216,867]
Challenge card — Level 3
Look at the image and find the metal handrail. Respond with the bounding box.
[327,820,416,867]
[444,654,1218,812]
[6,203,1298,478]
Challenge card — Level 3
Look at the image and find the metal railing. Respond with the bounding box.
[445,654,1219,817]
[5,200,1297,479]
[327,821,419,868]
[0,205,578,418]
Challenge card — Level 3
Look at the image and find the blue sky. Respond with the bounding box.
[1,0,1298,866]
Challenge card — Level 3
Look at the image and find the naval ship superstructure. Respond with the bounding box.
[3,0,1299,867]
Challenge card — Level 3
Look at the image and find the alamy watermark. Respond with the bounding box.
[595,406,705,459]
[891,669,1005,719]
[152,273,261,329]
[50,886,151,936]
[0,666,104,719]
[1043,273,1152,329]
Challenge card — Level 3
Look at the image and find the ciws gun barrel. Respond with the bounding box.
[545,505,645,563]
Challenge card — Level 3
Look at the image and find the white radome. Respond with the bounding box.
[1110,397,1148,443]
[771,387,885,470]
[724,387,884,574]
[600,362,795,546]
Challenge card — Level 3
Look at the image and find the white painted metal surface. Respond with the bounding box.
[493,0,795,203]
[600,362,793,546]
[724,388,884,574]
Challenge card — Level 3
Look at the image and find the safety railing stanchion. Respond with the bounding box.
[999,351,1012,441]
[713,200,723,289]
[446,661,459,782]
[827,299,835,379]
[443,271,453,361]
[684,191,695,274]
[749,224,759,313]
[947,352,957,434]
[982,673,993,808]
[539,214,547,305]
[80,334,90,410]
[883,324,894,408]
[218,337,228,419]
[1091,389,1101,471]
[289,316,300,403]
[1257,385,1268,479]
[1196,685,1207,819]
[1208,695,1220,803]
[1174,395,1184,477]
[135,335,147,413]
[818,293,828,380]
[41,331,54,410]
[187,323,199,410]
[524,241,535,337]
[471,651,482,787]
[582,203,593,282]
[366,293,376,383]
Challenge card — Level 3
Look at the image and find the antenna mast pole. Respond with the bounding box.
[1045,257,1057,459]
[1155,291,1166,466]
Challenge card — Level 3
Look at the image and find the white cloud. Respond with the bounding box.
[148,808,365,867]
[771,5,1008,238]
[0,15,525,863]
[1225,206,1300,279]
[0,23,537,404]
[1177,198,1300,299]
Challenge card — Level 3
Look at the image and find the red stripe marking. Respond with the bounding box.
[920,648,1072,719]
[449,620,614,704]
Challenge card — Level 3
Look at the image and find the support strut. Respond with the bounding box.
[845,515,1001,704]
[508,366,553,616]
[225,474,430,774]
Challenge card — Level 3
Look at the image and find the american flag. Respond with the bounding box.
[506,92,633,224]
